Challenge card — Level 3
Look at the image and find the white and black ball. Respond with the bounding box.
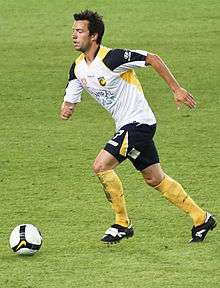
[9,224,43,255]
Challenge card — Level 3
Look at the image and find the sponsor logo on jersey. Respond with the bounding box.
[98,77,106,86]
[89,88,116,108]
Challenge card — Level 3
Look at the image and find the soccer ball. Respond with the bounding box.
[9,224,43,255]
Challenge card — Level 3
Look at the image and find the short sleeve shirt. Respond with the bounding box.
[64,46,156,131]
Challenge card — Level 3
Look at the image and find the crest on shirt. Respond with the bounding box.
[98,77,106,86]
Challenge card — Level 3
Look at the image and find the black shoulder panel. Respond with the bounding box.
[103,49,146,71]
[68,62,77,81]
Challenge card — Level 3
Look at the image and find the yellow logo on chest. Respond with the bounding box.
[98,77,106,86]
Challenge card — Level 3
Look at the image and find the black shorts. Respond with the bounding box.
[104,122,160,171]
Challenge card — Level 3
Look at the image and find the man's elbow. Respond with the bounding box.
[146,53,161,66]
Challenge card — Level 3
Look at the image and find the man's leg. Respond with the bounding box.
[141,163,206,227]
[93,149,129,227]
[93,149,134,243]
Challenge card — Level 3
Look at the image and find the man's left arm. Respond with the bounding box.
[146,53,196,110]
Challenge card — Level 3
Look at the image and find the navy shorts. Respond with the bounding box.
[104,122,160,171]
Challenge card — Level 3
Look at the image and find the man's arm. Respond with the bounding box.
[60,61,84,120]
[60,101,76,120]
[146,53,196,109]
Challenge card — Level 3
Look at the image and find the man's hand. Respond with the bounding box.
[173,87,196,110]
[60,101,75,120]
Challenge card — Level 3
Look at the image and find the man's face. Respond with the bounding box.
[72,20,93,52]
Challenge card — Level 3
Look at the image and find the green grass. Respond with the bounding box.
[0,0,220,287]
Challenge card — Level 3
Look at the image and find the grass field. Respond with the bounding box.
[0,0,220,287]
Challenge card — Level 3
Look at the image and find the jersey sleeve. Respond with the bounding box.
[64,63,84,103]
[103,49,148,73]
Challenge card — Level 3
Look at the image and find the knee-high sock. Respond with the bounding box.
[155,175,206,227]
[97,170,129,227]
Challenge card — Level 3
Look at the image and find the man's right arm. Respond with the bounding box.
[60,62,83,120]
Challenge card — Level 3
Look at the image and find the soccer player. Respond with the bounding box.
[60,10,217,244]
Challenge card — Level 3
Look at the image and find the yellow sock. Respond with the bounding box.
[155,175,206,227]
[97,170,129,227]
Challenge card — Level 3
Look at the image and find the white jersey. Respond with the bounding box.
[64,45,156,131]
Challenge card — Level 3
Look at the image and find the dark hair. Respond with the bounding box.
[73,10,105,44]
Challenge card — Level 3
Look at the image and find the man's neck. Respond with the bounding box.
[84,44,100,64]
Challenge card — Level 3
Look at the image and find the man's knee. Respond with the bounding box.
[93,150,119,175]
[141,164,165,187]
[144,175,163,187]
[92,160,106,175]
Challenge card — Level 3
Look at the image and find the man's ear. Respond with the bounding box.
[91,33,98,41]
